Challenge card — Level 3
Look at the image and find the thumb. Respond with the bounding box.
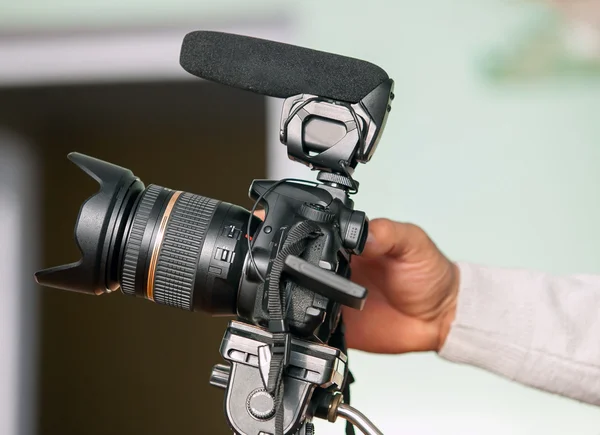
[362,218,427,259]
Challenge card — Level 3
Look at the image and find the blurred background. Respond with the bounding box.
[0,0,599,434]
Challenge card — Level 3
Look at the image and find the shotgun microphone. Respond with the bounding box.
[180,30,394,175]
[179,30,390,103]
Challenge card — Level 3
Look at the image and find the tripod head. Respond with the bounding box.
[34,30,394,435]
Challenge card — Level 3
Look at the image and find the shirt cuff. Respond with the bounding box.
[438,261,536,381]
[437,262,600,406]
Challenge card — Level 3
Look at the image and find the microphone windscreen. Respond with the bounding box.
[180,31,389,103]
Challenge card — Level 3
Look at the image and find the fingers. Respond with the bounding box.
[252,213,429,260]
[362,218,429,259]
[253,209,265,221]
[342,303,439,354]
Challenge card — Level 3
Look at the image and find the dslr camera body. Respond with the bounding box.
[35,31,394,435]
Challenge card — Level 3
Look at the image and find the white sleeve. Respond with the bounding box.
[438,262,600,406]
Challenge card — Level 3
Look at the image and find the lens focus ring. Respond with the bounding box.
[152,192,219,310]
[120,185,162,296]
[119,183,250,316]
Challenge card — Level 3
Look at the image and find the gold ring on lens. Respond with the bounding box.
[147,191,182,301]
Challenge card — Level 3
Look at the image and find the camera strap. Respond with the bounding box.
[265,220,323,435]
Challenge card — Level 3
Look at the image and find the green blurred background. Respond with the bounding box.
[0,1,599,434]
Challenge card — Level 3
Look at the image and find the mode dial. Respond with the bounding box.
[298,203,335,223]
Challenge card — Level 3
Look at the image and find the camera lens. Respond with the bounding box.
[35,153,258,316]
[119,184,254,315]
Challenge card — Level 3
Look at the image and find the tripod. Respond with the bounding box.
[210,321,384,435]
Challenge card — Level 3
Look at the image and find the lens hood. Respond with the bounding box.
[34,153,144,295]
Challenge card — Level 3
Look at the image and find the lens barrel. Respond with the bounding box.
[120,184,253,315]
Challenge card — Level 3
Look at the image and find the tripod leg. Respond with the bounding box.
[335,404,383,435]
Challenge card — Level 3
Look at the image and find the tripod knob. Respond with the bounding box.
[247,389,276,420]
[209,364,230,389]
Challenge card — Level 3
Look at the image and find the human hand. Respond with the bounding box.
[252,212,459,355]
[341,218,459,354]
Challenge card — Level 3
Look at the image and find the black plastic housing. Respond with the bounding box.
[34,153,145,295]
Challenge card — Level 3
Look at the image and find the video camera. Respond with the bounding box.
[35,30,393,435]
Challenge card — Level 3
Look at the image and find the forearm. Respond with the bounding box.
[438,262,600,406]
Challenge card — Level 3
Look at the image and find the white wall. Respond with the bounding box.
[0,0,284,32]
[0,133,39,435]
[270,1,600,434]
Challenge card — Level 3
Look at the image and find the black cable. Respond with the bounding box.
[246,178,320,283]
